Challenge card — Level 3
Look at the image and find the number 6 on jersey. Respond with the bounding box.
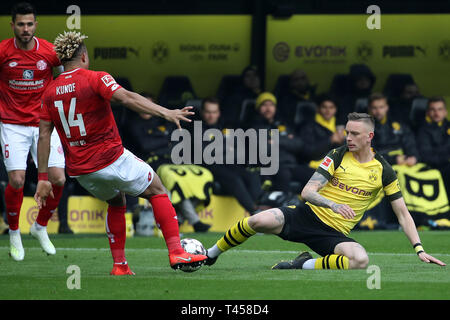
[54,97,86,138]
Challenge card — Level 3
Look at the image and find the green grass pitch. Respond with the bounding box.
[0,231,448,300]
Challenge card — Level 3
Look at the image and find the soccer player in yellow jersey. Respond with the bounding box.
[205,113,446,269]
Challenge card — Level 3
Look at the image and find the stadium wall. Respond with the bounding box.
[0,15,253,98]
[1,14,449,98]
[266,14,450,98]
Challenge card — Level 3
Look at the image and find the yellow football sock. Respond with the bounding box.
[216,217,256,252]
[314,254,349,269]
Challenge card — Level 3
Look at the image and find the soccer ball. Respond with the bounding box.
[179,238,207,273]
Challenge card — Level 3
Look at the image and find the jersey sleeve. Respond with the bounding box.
[94,72,122,101]
[49,50,61,67]
[40,39,61,67]
[381,159,403,201]
[315,146,346,180]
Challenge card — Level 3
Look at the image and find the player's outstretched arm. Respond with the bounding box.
[34,120,55,209]
[111,88,194,129]
[301,172,356,219]
[391,197,446,266]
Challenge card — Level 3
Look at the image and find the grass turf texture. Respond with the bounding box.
[0,231,448,300]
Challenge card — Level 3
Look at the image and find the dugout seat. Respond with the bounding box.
[273,74,290,99]
[111,77,133,135]
[355,97,369,113]
[294,100,316,126]
[185,99,203,121]
[409,97,428,129]
[158,76,196,109]
[216,75,241,103]
[185,99,202,109]
[383,74,415,99]
[329,73,352,100]
[238,98,256,128]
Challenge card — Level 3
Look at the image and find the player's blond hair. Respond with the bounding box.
[54,31,88,62]
[347,112,375,131]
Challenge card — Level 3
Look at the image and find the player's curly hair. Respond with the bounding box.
[54,31,88,62]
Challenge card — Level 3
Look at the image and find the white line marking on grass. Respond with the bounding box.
[1,247,449,256]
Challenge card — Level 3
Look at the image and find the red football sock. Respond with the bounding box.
[36,184,64,227]
[149,194,183,255]
[5,184,24,231]
[106,205,127,264]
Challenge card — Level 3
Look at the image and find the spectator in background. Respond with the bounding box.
[416,97,450,195]
[336,64,376,125]
[299,94,346,169]
[124,93,211,232]
[221,65,262,128]
[199,97,263,215]
[368,93,419,166]
[389,82,422,123]
[277,69,316,126]
[123,93,175,170]
[251,92,314,196]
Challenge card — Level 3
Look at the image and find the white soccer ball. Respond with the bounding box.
[179,238,207,272]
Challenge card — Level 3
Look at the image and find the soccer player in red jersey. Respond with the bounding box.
[0,2,66,261]
[34,31,207,275]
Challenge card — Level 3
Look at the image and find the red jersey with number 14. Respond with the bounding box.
[0,37,61,126]
[40,68,123,176]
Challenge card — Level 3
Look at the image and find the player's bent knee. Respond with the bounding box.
[247,215,263,231]
[248,208,284,234]
[107,192,126,207]
[140,173,166,198]
[350,254,369,269]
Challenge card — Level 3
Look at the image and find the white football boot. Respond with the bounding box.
[30,222,56,255]
[9,229,25,261]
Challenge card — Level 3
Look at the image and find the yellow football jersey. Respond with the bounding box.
[307,145,402,235]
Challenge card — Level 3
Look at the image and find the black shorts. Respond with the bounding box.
[278,203,357,257]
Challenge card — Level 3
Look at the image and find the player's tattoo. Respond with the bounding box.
[306,172,329,189]
[331,203,345,212]
[269,209,284,226]
[302,172,335,209]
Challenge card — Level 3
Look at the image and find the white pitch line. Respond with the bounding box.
[0,246,449,256]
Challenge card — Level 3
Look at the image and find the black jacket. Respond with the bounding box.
[123,111,174,163]
[277,87,316,127]
[221,85,259,128]
[416,119,450,168]
[336,64,376,125]
[372,117,419,165]
[251,115,305,166]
